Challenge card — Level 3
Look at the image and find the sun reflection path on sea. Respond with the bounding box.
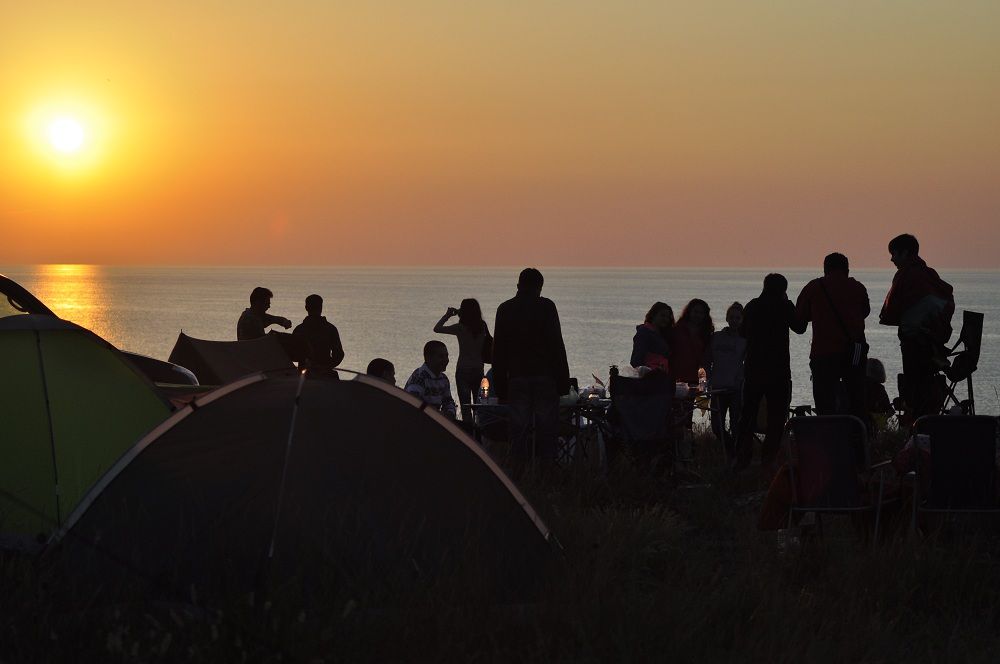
[27,264,122,347]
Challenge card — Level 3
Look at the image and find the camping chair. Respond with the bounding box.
[910,415,1000,533]
[607,373,673,471]
[940,311,984,415]
[786,415,893,547]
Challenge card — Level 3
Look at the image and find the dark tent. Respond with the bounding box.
[49,371,552,604]
[167,332,294,385]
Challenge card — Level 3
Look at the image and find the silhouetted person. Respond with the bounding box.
[404,340,457,419]
[630,302,673,373]
[734,273,807,473]
[292,294,345,370]
[434,298,491,422]
[493,268,570,473]
[237,287,292,340]
[366,357,396,385]
[704,302,746,459]
[670,299,714,463]
[879,234,955,420]
[794,253,870,420]
[865,358,893,432]
[629,302,675,469]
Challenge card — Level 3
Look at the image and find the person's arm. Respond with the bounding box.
[404,373,426,399]
[546,301,571,395]
[879,271,904,326]
[794,283,812,331]
[788,301,808,335]
[329,324,345,368]
[859,283,871,320]
[702,335,714,380]
[262,312,292,330]
[442,389,457,419]
[492,306,509,401]
[433,308,460,334]
[630,330,647,368]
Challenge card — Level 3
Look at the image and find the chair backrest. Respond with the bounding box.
[609,374,671,442]
[914,415,998,510]
[787,416,869,509]
[946,311,984,382]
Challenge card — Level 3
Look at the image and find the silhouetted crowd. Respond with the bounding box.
[235,233,957,478]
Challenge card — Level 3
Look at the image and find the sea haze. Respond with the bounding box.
[4,265,998,415]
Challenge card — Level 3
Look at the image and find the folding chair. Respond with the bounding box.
[786,415,893,546]
[911,415,1000,532]
[941,311,984,415]
[607,373,672,470]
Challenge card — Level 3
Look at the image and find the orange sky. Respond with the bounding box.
[2,2,998,267]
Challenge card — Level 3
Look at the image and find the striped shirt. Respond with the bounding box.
[404,364,457,418]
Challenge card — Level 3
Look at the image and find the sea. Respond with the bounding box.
[3,265,998,415]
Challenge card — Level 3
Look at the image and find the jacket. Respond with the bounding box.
[795,273,870,358]
[492,292,570,399]
[740,292,807,383]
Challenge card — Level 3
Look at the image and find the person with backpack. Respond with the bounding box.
[879,234,955,420]
[434,298,493,422]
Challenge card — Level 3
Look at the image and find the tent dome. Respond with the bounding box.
[0,315,171,550]
[50,371,552,604]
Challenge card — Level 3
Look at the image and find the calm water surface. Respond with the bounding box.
[4,265,999,414]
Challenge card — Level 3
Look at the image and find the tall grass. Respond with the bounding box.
[4,427,1000,662]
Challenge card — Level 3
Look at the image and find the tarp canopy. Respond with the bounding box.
[0,315,172,550]
[167,332,294,385]
[50,371,552,604]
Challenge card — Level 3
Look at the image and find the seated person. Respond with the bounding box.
[404,341,457,419]
[366,358,396,385]
[292,294,345,370]
[237,286,292,340]
[865,358,893,433]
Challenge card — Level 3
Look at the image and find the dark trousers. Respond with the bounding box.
[900,336,944,418]
[810,352,867,424]
[735,378,792,467]
[508,375,560,473]
[711,388,742,457]
[455,366,485,423]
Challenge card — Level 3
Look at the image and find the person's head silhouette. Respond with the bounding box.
[366,358,396,385]
[888,234,919,269]
[249,287,273,313]
[423,340,449,374]
[305,294,323,316]
[762,273,788,297]
[517,268,544,296]
[823,252,849,275]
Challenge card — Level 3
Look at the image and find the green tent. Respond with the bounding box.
[0,315,171,550]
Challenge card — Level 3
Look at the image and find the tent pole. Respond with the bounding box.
[34,329,62,526]
[267,370,308,559]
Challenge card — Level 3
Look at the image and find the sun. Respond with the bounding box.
[47,116,86,154]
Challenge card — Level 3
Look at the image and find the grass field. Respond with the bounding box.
[3,424,1000,663]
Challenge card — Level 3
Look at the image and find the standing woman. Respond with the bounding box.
[670,298,715,463]
[631,302,674,372]
[434,299,492,422]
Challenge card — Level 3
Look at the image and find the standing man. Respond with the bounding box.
[492,268,570,474]
[292,294,345,370]
[794,253,870,421]
[237,287,292,340]
[879,234,954,420]
[733,273,807,474]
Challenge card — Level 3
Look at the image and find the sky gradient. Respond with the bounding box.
[2,1,999,267]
